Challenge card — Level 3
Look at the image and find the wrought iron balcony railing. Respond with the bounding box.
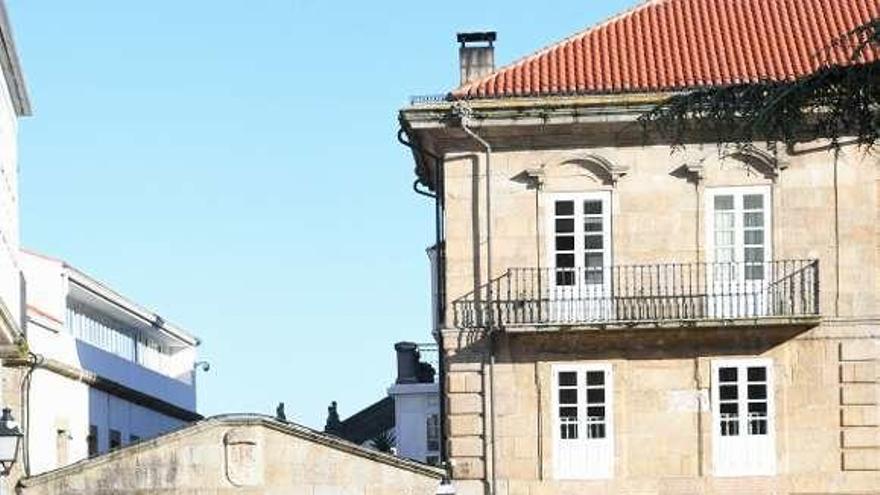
[452,259,819,329]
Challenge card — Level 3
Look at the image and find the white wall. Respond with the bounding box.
[389,383,439,464]
[21,252,198,475]
[27,365,185,475]
[0,41,21,335]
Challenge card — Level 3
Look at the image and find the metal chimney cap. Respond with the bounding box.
[457,31,497,45]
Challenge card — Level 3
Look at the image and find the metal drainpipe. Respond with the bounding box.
[456,107,497,495]
[397,127,448,466]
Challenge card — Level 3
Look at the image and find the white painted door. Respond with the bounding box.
[706,187,771,318]
[554,364,613,479]
[712,359,776,477]
[548,193,612,322]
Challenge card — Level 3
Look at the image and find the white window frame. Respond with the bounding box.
[545,191,613,278]
[545,192,613,322]
[705,186,773,317]
[711,358,777,477]
[552,363,614,480]
[705,185,772,266]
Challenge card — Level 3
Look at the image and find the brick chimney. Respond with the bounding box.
[457,31,496,85]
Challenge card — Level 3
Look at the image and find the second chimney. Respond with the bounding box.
[458,31,496,85]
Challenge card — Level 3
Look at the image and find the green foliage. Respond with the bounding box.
[640,17,880,151]
[370,430,396,453]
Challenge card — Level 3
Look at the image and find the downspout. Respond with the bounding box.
[454,104,497,495]
[397,126,448,466]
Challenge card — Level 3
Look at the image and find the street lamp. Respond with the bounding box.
[0,408,22,476]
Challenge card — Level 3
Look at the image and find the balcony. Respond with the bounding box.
[452,259,820,330]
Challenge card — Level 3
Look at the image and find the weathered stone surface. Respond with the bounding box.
[842,428,880,448]
[840,341,880,362]
[841,405,880,426]
[843,449,880,471]
[841,383,878,405]
[18,415,443,495]
[841,362,879,383]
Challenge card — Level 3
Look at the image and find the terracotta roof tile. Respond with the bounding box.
[452,0,880,99]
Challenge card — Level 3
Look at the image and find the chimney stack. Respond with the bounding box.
[394,342,420,384]
[457,31,496,85]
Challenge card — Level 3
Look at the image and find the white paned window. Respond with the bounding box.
[705,186,771,317]
[547,193,612,321]
[553,364,613,479]
[712,359,776,476]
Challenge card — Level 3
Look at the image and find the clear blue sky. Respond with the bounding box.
[9,0,638,428]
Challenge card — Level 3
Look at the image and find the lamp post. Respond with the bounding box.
[0,408,22,476]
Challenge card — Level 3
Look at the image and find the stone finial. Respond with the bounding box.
[324,401,341,433]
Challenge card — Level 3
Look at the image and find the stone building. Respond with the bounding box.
[17,250,201,476]
[399,0,880,494]
[18,414,444,495]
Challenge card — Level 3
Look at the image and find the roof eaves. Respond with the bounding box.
[65,264,201,347]
[0,0,30,116]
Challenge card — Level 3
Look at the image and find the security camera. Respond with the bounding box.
[194,361,210,372]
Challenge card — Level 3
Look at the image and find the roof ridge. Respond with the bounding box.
[453,0,671,96]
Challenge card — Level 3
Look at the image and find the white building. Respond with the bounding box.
[0,0,31,357]
[387,342,439,465]
[20,250,201,475]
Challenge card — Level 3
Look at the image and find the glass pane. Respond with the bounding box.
[744,230,764,245]
[587,388,605,404]
[715,211,735,228]
[748,384,767,400]
[556,218,574,233]
[715,248,734,263]
[721,418,739,436]
[559,406,578,420]
[584,217,603,232]
[587,406,605,418]
[556,271,575,286]
[720,384,738,400]
[720,403,739,415]
[586,371,605,386]
[748,402,768,413]
[744,194,764,209]
[745,265,765,281]
[719,367,738,382]
[744,212,764,227]
[584,200,603,214]
[559,389,578,404]
[555,236,574,251]
[745,247,764,262]
[558,372,577,386]
[585,253,603,268]
[585,269,604,285]
[714,195,734,210]
[585,235,603,249]
[561,423,578,439]
[555,201,574,216]
[588,422,606,439]
[556,254,575,268]
[747,367,767,382]
[715,231,734,246]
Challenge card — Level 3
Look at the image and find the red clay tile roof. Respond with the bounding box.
[452,0,880,99]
